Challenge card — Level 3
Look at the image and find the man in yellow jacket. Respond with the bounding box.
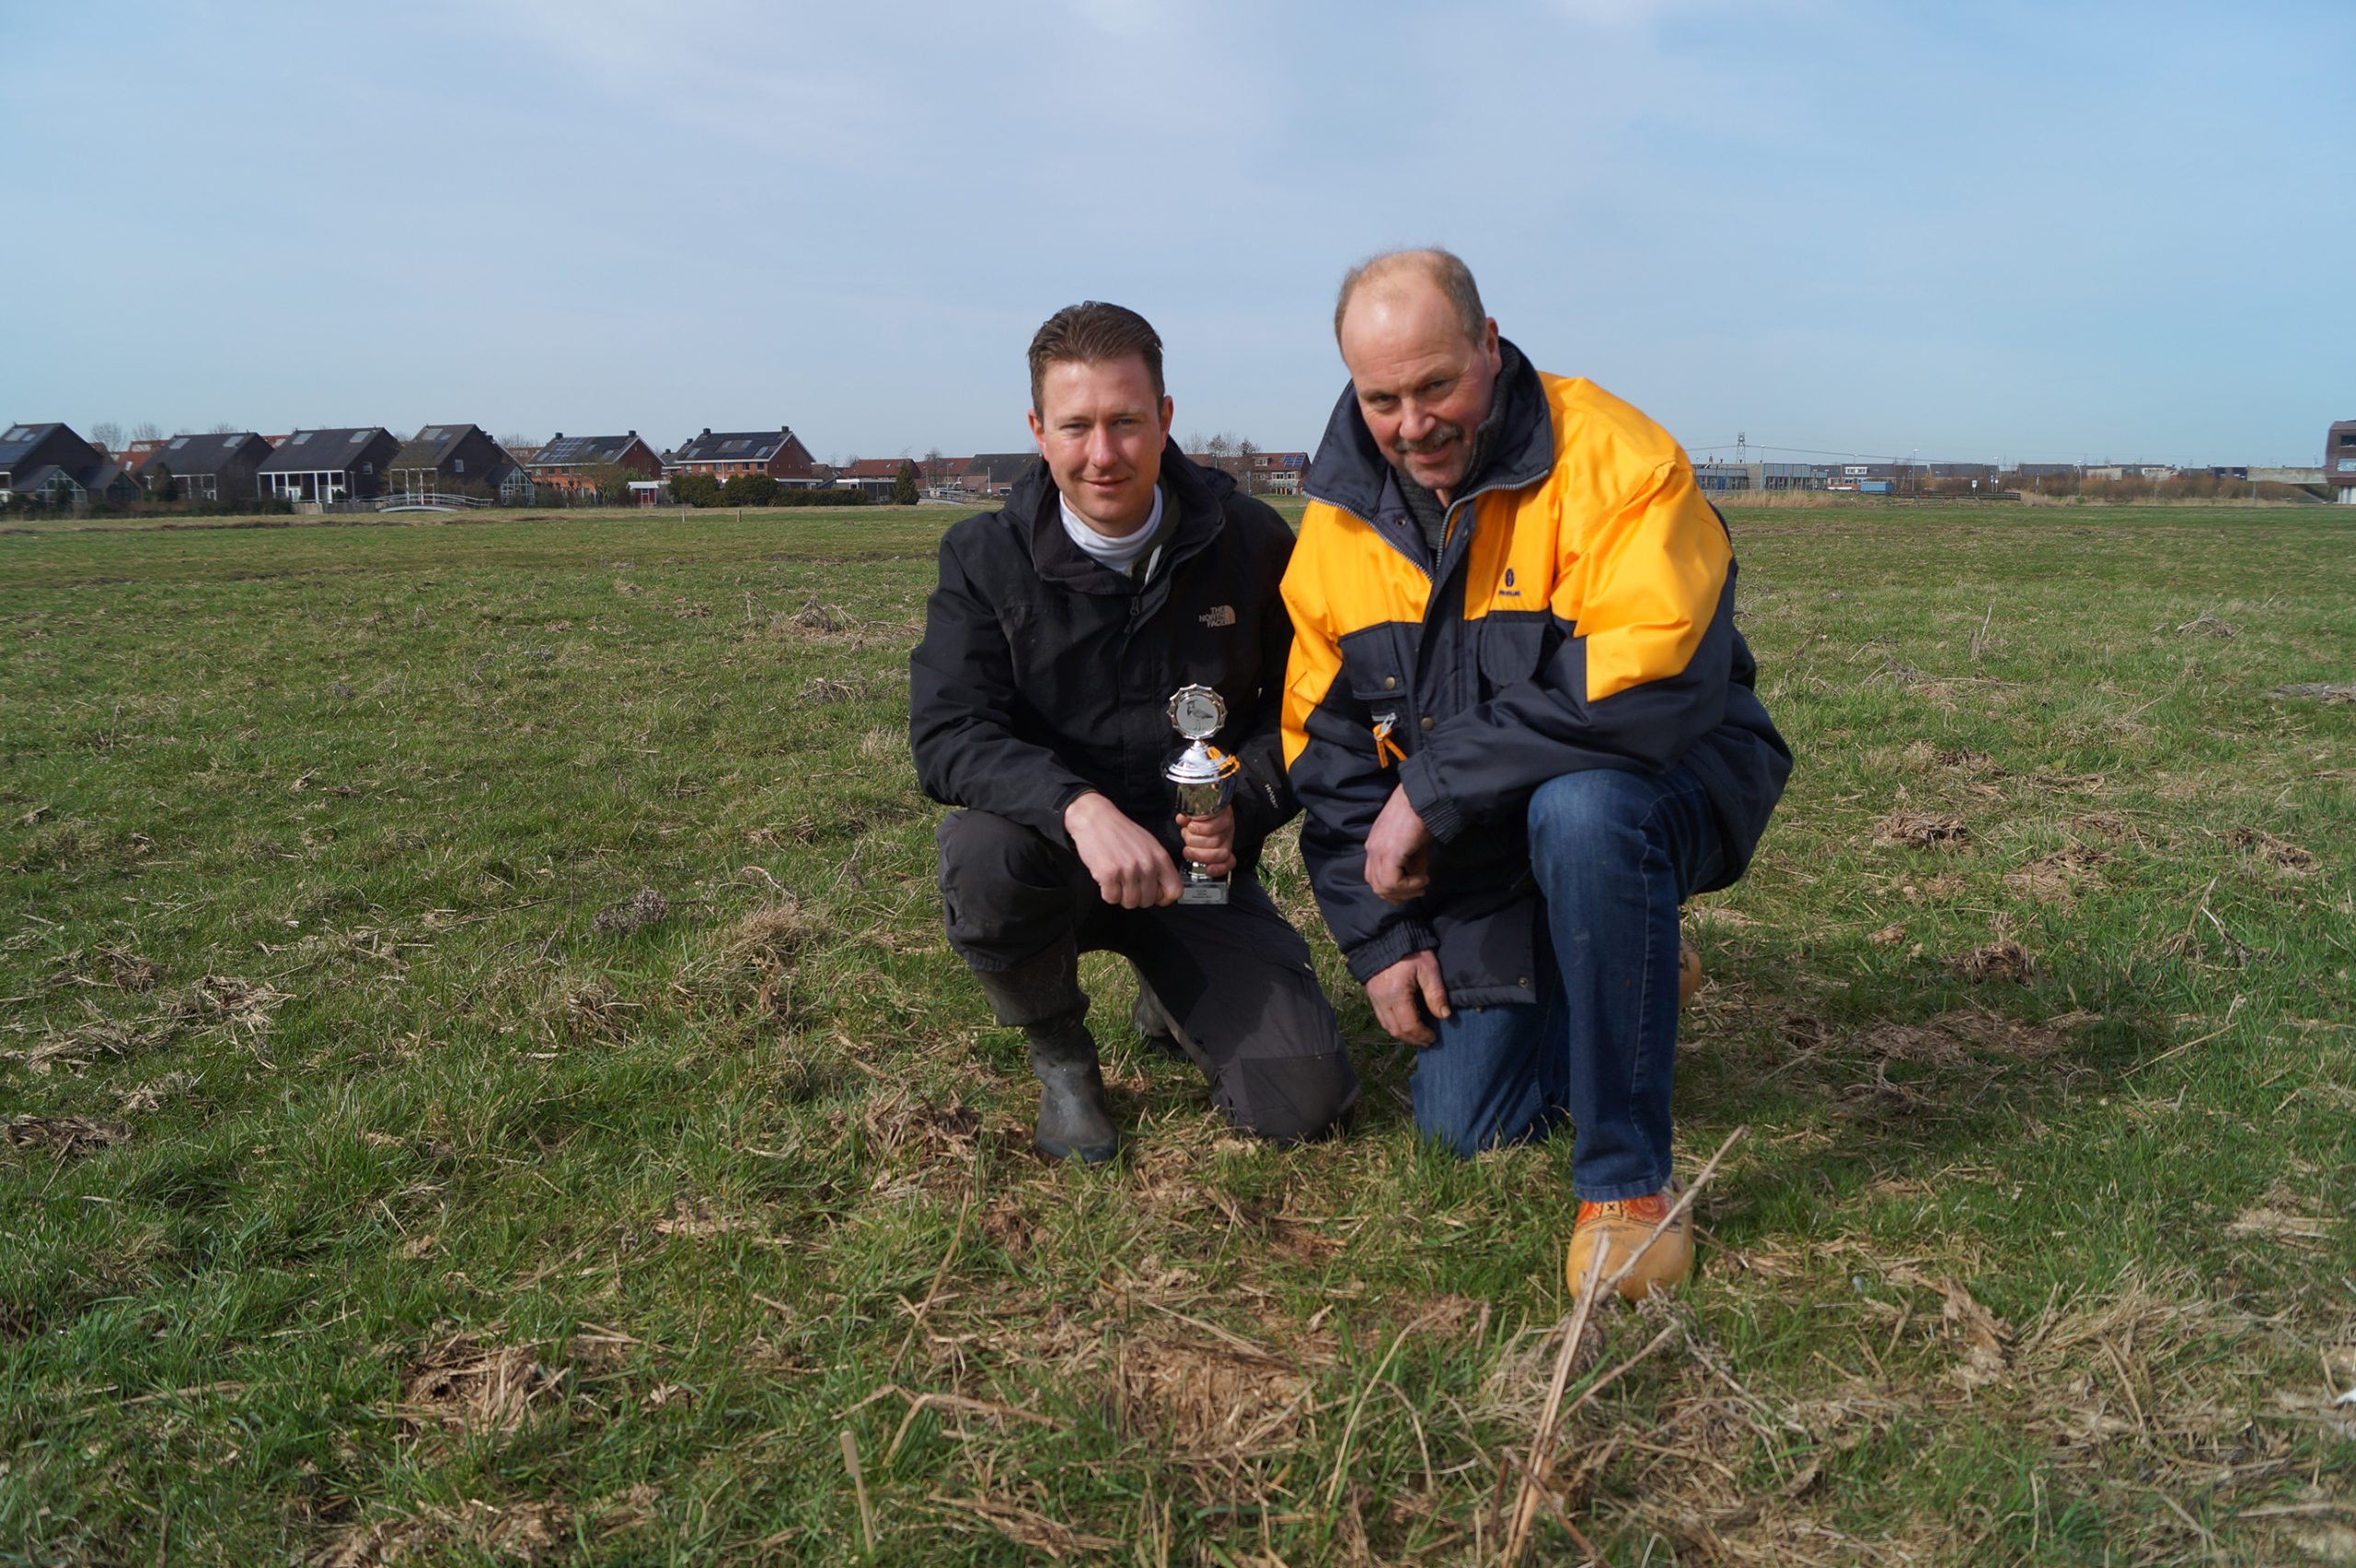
[1281,249,1790,1299]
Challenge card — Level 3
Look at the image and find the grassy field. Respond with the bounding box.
[3,501,2350,1565]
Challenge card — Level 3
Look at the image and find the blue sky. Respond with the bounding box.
[6,1,2348,466]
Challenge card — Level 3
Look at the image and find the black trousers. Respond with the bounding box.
[936,809,1358,1144]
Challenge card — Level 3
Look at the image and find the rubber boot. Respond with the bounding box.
[1129,966,1189,1063]
[972,939,1117,1164]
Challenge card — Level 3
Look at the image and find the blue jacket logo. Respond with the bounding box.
[1498,567,1522,599]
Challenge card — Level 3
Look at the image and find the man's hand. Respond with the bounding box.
[1364,784,1434,905]
[1174,807,1236,879]
[1368,950,1450,1045]
[1065,791,1182,909]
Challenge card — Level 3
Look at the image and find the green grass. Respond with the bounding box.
[3,502,2351,1564]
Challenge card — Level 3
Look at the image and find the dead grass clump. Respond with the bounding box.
[116,1069,199,1114]
[1858,1007,2091,1066]
[5,1114,130,1155]
[591,887,667,934]
[2003,845,2110,904]
[399,1334,566,1437]
[2228,827,2318,876]
[1950,940,2035,984]
[2269,682,2356,704]
[559,979,634,1043]
[2175,615,2236,637]
[798,674,872,703]
[1113,1331,1317,1458]
[179,974,292,1034]
[863,1090,983,1169]
[693,898,806,1017]
[1873,812,1969,849]
[312,1499,569,1565]
[786,598,850,633]
[6,1009,175,1074]
[54,944,157,990]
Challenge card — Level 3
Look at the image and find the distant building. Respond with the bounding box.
[964,453,1038,497]
[529,432,662,496]
[133,432,274,502]
[256,427,399,503]
[387,424,517,501]
[1693,461,1825,493]
[837,457,917,502]
[2328,420,2356,504]
[664,426,818,486]
[0,421,104,500]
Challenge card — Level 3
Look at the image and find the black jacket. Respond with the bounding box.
[910,443,1300,870]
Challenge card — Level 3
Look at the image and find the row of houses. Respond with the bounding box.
[0,421,837,509]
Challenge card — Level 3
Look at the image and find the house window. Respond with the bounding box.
[2339,432,2356,447]
[453,458,465,475]
[363,462,374,474]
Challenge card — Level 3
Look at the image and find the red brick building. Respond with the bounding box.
[663,426,817,486]
[528,432,662,495]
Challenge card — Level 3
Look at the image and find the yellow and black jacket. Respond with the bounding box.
[1280,346,1790,1005]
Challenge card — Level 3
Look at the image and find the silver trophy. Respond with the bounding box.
[1165,684,1241,905]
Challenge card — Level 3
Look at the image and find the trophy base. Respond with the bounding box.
[1177,880,1230,905]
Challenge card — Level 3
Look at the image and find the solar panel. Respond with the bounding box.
[292,432,313,445]
[170,437,189,449]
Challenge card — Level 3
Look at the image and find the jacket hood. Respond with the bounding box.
[1302,338,1553,522]
[1003,438,1236,590]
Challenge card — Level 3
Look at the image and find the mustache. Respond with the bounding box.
[1392,424,1464,458]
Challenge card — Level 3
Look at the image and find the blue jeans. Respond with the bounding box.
[1407,765,1728,1202]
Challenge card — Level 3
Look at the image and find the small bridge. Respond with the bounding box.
[375,490,496,513]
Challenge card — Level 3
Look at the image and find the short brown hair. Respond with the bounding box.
[1333,248,1486,344]
[1028,301,1164,413]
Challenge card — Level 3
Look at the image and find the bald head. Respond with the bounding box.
[1332,248,1504,501]
[1333,248,1487,346]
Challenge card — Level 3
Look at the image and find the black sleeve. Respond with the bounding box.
[908,532,1095,843]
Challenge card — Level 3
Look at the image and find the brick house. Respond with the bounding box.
[837,456,918,502]
[664,426,818,486]
[133,432,275,502]
[528,432,662,496]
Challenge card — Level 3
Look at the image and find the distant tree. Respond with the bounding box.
[585,462,635,504]
[149,463,180,503]
[90,421,123,452]
[921,447,948,490]
[1238,438,1262,493]
[131,421,163,444]
[892,459,918,506]
[207,422,239,435]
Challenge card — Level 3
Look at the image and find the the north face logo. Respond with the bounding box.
[1199,605,1236,627]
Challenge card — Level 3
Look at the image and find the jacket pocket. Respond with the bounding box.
[1337,623,1409,703]
[1477,611,1549,699]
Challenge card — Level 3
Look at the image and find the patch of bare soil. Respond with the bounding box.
[1873,811,1969,849]
[1858,1007,2094,1067]
[2003,845,2110,904]
[4,1114,130,1155]
[398,1334,567,1437]
[2269,682,2356,704]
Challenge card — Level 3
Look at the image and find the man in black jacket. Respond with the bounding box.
[909,301,1357,1162]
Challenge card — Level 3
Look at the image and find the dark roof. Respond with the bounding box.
[669,427,802,464]
[256,428,394,473]
[0,422,91,477]
[532,432,646,468]
[842,458,912,478]
[389,423,499,472]
[11,465,75,493]
[133,432,266,477]
[971,452,1040,484]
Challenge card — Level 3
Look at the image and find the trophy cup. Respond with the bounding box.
[1165,684,1241,905]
